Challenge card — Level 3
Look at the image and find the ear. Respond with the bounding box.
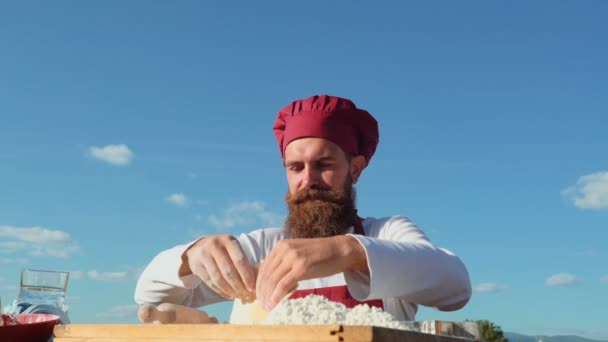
[350,155,366,184]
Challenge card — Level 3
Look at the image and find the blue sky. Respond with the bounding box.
[1,0,607,339]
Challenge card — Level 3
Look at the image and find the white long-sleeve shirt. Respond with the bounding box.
[134,215,471,322]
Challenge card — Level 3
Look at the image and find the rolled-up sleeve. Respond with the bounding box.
[134,228,284,308]
[134,241,224,308]
[344,216,471,311]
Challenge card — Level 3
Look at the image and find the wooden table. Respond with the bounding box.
[53,324,476,341]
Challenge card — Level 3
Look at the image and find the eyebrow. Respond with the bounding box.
[284,156,336,168]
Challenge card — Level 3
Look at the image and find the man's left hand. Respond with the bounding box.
[255,235,369,311]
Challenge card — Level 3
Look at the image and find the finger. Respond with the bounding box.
[187,246,214,285]
[201,254,238,299]
[240,292,256,304]
[255,261,264,299]
[258,255,292,310]
[191,261,233,299]
[256,257,274,305]
[138,304,161,323]
[262,260,291,310]
[225,239,256,292]
[256,245,284,300]
[158,303,217,324]
[269,272,298,310]
[190,259,211,283]
[216,247,249,297]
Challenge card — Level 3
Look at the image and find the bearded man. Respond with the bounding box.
[134,95,471,323]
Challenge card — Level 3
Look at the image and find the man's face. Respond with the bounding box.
[284,137,352,195]
[283,138,364,238]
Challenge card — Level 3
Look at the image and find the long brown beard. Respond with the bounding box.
[285,180,357,239]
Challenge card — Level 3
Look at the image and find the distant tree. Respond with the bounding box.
[475,320,509,342]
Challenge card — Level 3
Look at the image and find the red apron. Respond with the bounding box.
[288,216,384,309]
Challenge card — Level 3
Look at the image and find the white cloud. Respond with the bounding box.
[166,193,188,207]
[69,271,83,280]
[545,273,579,287]
[473,282,509,293]
[87,271,129,281]
[0,241,27,253]
[562,171,608,210]
[96,304,139,319]
[0,257,28,264]
[120,264,145,281]
[208,201,284,230]
[69,270,131,282]
[0,225,80,258]
[600,275,608,285]
[88,144,134,166]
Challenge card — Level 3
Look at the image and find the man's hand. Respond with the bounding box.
[180,235,256,300]
[256,235,369,311]
[138,303,219,324]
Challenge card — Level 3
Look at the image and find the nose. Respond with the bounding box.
[300,166,320,189]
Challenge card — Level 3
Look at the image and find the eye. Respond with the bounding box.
[289,165,303,172]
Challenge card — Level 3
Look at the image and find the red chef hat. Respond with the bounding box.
[273,95,379,166]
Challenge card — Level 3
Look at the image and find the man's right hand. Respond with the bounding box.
[179,235,256,300]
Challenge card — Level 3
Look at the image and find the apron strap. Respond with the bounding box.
[353,211,365,235]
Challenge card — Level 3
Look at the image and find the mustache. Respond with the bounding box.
[286,186,345,205]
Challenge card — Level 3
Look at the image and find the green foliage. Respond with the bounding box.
[476,319,509,342]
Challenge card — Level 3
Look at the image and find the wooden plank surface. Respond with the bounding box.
[54,339,278,342]
[337,326,474,342]
[54,324,475,342]
[54,324,346,341]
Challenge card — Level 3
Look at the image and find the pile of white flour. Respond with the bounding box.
[263,294,412,330]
